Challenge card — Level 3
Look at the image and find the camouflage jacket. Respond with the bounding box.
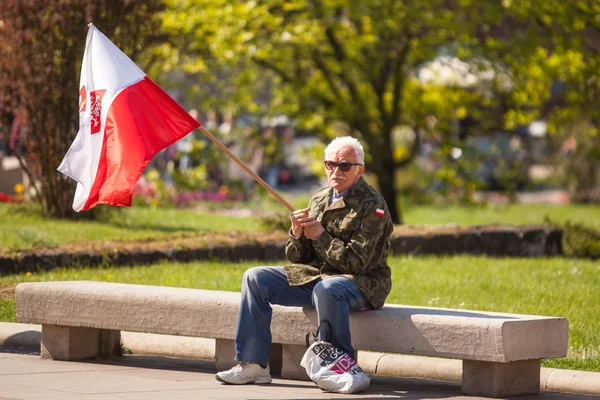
[284,177,393,309]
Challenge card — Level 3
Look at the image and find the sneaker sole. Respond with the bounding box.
[215,375,272,385]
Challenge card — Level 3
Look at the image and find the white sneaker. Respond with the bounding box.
[215,362,272,384]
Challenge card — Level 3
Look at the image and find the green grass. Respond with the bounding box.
[388,256,599,372]
[0,204,263,252]
[2,202,599,253]
[1,255,598,372]
[402,202,600,228]
[0,299,15,322]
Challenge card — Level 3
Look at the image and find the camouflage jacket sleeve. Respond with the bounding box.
[311,203,391,275]
[285,229,316,263]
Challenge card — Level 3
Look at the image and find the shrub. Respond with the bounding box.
[546,217,600,259]
[259,211,290,232]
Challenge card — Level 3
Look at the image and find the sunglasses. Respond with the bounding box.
[324,161,363,172]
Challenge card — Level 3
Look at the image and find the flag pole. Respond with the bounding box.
[197,125,295,212]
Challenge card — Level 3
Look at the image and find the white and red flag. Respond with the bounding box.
[58,24,199,211]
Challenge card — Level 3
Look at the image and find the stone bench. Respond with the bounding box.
[16,281,568,397]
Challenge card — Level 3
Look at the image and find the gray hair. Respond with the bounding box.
[324,136,365,164]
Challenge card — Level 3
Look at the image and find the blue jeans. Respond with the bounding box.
[234,266,370,366]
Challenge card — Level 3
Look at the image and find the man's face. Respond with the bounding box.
[325,145,364,193]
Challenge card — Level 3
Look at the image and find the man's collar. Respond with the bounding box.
[330,177,364,204]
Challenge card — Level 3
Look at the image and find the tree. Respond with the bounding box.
[162,0,461,223]
[0,0,166,218]
[163,0,600,222]
[470,1,600,201]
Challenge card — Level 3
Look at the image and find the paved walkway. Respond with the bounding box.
[1,347,598,400]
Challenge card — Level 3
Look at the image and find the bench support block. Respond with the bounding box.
[462,359,540,397]
[215,338,237,372]
[215,338,283,377]
[41,325,121,360]
[281,344,309,381]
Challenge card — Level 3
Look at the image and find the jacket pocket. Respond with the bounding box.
[339,213,359,231]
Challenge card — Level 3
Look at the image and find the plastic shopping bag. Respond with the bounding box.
[300,340,370,394]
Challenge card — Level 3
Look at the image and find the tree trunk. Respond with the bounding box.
[43,177,78,219]
[1,1,166,220]
[377,167,401,224]
[368,135,402,224]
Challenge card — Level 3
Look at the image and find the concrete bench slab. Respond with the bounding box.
[16,281,568,397]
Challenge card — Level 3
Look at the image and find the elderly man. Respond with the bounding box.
[216,136,393,385]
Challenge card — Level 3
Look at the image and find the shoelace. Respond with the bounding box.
[232,362,248,372]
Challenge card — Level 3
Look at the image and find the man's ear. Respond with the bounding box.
[358,164,365,178]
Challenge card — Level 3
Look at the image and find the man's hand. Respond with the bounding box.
[290,208,325,240]
[290,208,310,238]
[302,217,325,240]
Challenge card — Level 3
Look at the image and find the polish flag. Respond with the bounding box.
[57,24,199,212]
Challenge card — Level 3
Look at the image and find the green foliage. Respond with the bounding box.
[160,0,489,222]
[297,141,327,179]
[259,211,290,232]
[408,135,531,205]
[172,126,259,192]
[132,168,177,208]
[501,34,600,136]
[552,120,600,202]
[564,222,600,259]
[546,217,600,260]
[159,0,600,223]
[410,144,480,205]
